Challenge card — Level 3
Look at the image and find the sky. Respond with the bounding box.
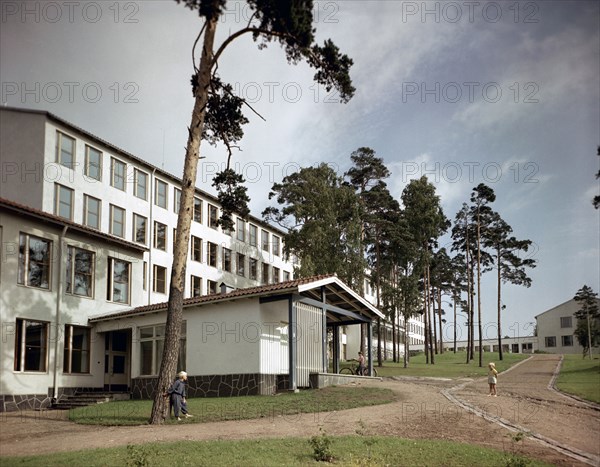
[1,0,599,340]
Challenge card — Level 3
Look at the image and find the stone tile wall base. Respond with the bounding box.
[132,373,288,399]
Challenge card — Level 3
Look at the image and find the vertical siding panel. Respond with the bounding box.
[296,302,323,387]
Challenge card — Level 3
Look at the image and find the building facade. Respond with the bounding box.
[0,198,146,411]
[535,298,600,355]
[0,106,294,305]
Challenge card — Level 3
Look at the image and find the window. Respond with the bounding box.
[54,183,74,220]
[561,335,574,346]
[172,228,177,252]
[155,179,168,209]
[107,258,131,304]
[66,246,94,298]
[83,195,101,229]
[143,261,147,291]
[223,248,232,272]
[208,242,217,267]
[193,197,202,223]
[236,218,245,242]
[208,204,218,228]
[249,224,258,247]
[174,188,181,213]
[545,336,556,348]
[261,229,269,252]
[153,221,167,251]
[272,235,280,256]
[283,271,290,282]
[110,204,125,238]
[111,158,126,191]
[56,131,75,169]
[262,263,270,284]
[85,146,102,181]
[18,233,52,289]
[273,266,280,283]
[249,258,258,280]
[207,280,218,295]
[237,253,245,277]
[191,236,202,262]
[139,322,186,376]
[14,318,49,372]
[133,213,147,245]
[63,325,90,373]
[560,317,572,328]
[153,265,167,294]
[134,169,148,200]
[191,275,202,298]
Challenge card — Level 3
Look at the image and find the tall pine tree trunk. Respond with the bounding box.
[423,264,429,364]
[149,17,218,425]
[438,288,444,354]
[476,211,483,368]
[432,286,438,354]
[497,246,503,360]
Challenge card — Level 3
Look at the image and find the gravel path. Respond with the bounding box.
[1,354,597,466]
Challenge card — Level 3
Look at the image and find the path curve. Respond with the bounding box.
[445,354,600,466]
[0,354,596,466]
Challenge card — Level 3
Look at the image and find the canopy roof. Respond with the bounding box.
[89,274,384,323]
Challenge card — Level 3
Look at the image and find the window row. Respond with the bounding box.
[55,132,216,220]
[13,319,187,376]
[147,260,289,297]
[544,335,574,347]
[18,233,132,304]
[14,319,90,374]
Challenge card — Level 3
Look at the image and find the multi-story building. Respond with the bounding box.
[0,106,294,303]
[0,106,424,410]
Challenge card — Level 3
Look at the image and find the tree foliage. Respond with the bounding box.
[263,163,364,289]
[574,285,600,358]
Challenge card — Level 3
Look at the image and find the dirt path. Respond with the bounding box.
[0,355,597,466]
[448,354,600,465]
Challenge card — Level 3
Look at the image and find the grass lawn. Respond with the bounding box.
[1,436,551,467]
[367,351,529,378]
[555,354,600,403]
[69,386,396,425]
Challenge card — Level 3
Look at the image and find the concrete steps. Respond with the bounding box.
[52,392,129,410]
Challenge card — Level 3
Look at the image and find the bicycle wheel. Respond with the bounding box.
[371,367,378,377]
[340,367,354,375]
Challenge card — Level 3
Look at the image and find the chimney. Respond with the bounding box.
[220,282,235,294]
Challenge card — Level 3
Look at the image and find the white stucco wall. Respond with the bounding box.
[0,208,145,396]
[536,299,599,354]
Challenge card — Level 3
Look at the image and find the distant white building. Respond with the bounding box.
[442,336,537,354]
[535,298,600,355]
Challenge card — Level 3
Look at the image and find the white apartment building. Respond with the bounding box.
[535,298,600,355]
[0,106,294,303]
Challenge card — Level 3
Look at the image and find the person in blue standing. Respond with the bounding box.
[168,371,193,420]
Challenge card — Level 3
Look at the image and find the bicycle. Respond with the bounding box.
[339,364,378,377]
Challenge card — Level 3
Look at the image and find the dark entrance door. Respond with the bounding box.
[104,330,130,391]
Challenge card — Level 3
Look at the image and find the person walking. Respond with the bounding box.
[167,371,193,420]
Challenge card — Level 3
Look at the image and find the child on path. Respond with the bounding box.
[487,362,498,396]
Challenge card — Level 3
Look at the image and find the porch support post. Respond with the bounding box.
[332,325,340,374]
[288,295,297,392]
[321,286,327,373]
[367,321,373,376]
